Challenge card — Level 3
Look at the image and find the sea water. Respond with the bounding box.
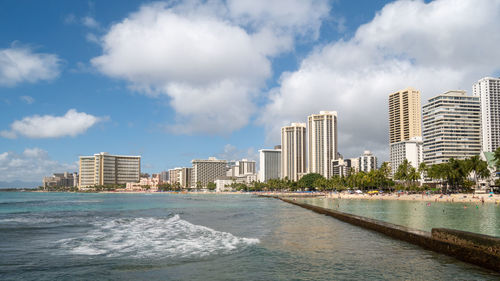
[299,196,500,236]
[0,192,498,280]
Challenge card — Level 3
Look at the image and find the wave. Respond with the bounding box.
[0,200,49,205]
[57,215,259,259]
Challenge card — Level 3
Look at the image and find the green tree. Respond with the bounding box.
[207,182,216,191]
[466,155,491,189]
[298,173,324,190]
[394,159,410,188]
[418,162,427,181]
[494,147,500,170]
[313,177,328,191]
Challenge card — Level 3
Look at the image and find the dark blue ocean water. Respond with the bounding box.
[0,192,498,280]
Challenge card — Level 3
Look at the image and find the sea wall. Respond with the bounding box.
[272,196,500,272]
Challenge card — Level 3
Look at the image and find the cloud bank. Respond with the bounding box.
[0,148,77,182]
[91,0,330,134]
[260,0,500,160]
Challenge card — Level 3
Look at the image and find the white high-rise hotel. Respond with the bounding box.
[473,77,500,152]
[423,90,481,165]
[307,111,338,179]
[281,123,307,181]
[259,148,281,182]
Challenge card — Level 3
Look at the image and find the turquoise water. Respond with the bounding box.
[0,192,499,280]
[298,197,500,236]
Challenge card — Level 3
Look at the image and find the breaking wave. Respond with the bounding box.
[57,215,259,259]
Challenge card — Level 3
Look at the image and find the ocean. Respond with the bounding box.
[0,192,498,280]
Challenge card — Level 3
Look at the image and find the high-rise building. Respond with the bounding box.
[281,123,307,181]
[191,157,227,187]
[307,111,338,179]
[349,157,360,173]
[43,172,78,188]
[359,150,377,172]
[390,136,423,175]
[423,91,481,165]
[258,148,281,182]
[473,77,500,152]
[159,171,169,183]
[227,159,257,177]
[79,152,141,187]
[332,158,351,177]
[237,159,256,175]
[168,167,192,188]
[388,88,422,144]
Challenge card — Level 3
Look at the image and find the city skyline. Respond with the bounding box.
[2,0,500,186]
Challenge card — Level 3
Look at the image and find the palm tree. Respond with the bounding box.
[467,155,481,188]
[494,147,500,170]
[394,159,410,188]
[418,162,427,181]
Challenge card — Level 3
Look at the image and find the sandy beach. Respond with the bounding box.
[326,192,500,204]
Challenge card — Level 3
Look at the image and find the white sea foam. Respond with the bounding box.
[57,215,259,259]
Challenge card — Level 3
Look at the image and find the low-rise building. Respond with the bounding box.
[390,136,423,176]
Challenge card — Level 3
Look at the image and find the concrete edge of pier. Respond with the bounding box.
[261,195,500,273]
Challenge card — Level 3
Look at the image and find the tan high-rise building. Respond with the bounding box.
[388,88,422,144]
[168,167,192,188]
[307,111,338,179]
[79,152,141,187]
[281,123,307,181]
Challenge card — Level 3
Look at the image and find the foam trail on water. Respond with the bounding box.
[57,215,259,259]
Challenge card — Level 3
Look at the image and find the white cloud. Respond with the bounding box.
[260,0,500,161]
[82,16,100,29]
[227,0,330,38]
[0,45,61,86]
[20,95,34,104]
[1,109,104,139]
[0,148,77,182]
[91,0,330,135]
[85,33,100,44]
[216,144,259,162]
[64,14,77,24]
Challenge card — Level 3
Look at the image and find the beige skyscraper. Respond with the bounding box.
[307,111,338,179]
[281,123,306,181]
[79,152,141,187]
[388,88,422,144]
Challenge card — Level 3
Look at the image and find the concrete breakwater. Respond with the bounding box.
[268,196,500,272]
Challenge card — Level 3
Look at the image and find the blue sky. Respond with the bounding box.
[1,0,499,185]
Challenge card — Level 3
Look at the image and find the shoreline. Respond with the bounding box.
[7,190,500,204]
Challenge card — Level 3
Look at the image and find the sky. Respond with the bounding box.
[1,0,500,186]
